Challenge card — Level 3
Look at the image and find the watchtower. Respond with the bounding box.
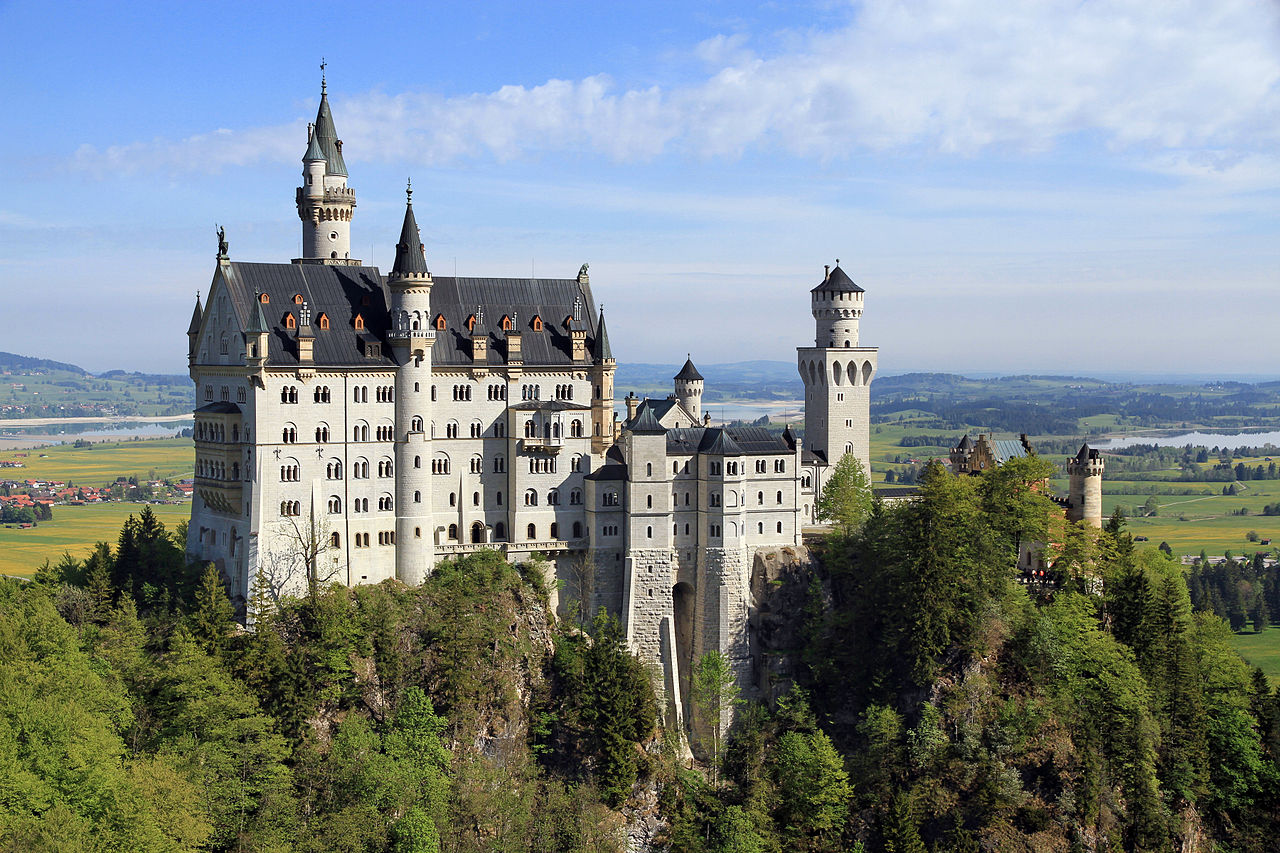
[1066,444,1105,527]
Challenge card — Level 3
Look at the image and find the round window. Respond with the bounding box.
[329,231,339,241]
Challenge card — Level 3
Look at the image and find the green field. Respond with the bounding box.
[2,437,193,484]
[1227,627,1280,686]
[0,500,189,578]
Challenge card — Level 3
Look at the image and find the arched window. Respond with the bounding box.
[330,532,340,547]
[412,416,423,432]
[572,521,582,539]
[259,292,270,304]
[414,490,421,503]
[524,489,538,506]
[317,313,330,330]
[494,522,506,541]
[328,496,341,513]
[447,524,458,541]
[531,315,543,331]
[550,522,559,539]
[777,490,783,504]
[284,313,296,329]
[435,314,446,330]
[646,462,652,476]
[571,419,583,438]
[471,522,486,544]
[527,523,537,540]
[354,313,365,330]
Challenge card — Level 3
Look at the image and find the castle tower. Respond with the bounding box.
[387,183,435,583]
[798,262,878,474]
[1066,444,1105,527]
[673,356,704,423]
[590,306,616,454]
[295,75,359,265]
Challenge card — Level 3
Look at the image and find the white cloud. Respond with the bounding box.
[72,0,1280,176]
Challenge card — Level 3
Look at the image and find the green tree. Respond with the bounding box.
[773,729,852,849]
[189,562,234,655]
[816,452,873,534]
[692,649,741,786]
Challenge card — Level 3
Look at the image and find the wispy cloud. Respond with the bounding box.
[72,0,1280,178]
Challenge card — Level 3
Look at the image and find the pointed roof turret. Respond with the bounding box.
[593,308,613,360]
[627,404,667,435]
[675,356,704,382]
[311,79,348,177]
[811,262,864,294]
[956,434,973,451]
[1074,443,1098,464]
[187,293,203,335]
[303,122,325,162]
[246,294,268,334]
[391,181,429,277]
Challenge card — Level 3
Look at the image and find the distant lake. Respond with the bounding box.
[1095,431,1280,450]
[0,419,192,439]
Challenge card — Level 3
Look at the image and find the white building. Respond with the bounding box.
[186,80,878,717]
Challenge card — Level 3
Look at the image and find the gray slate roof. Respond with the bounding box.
[811,264,864,294]
[594,309,613,360]
[584,464,627,482]
[429,275,605,367]
[196,401,242,414]
[675,357,704,381]
[311,88,347,177]
[391,197,429,276]
[992,439,1030,463]
[220,262,396,367]
[216,262,608,369]
[663,425,792,456]
[187,296,203,335]
[627,406,667,434]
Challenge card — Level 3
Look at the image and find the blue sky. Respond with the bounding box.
[2,0,1278,376]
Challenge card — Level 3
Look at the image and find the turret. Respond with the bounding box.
[1066,444,1105,527]
[186,292,203,364]
[590,306,615,453]
[386,183,435,585]
[295,75,359,265]
[798,260,878,477]
[245,294,269,366]
[811,261,864,348]
[673,356,704,423]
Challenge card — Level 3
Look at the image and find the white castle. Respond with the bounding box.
[186,80,877,719]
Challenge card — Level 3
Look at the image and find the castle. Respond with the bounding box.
[186,80,876,724]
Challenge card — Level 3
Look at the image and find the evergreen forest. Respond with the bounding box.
[4,457,1280,851]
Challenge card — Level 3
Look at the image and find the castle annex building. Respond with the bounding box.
[187,81,877,720]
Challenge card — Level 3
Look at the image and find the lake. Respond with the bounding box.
[1095,430,1280,451]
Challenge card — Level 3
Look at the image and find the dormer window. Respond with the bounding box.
[284,313,296,329]
[531,315,543,332]
[293,293,304,305]
[354,314,365,331]
[365,341,381,359]
[317,313,330,330]
[435,314,446,331]
[500,315,512,331]
[259,293,270,304]
[466,314,477,332]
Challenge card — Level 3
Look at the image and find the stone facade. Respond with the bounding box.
[187,81,877,742]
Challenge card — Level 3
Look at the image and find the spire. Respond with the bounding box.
[303,122,324,162]
[675,356,704,382]
[187,293,203,336]
[311,76,347,177]
[593,307,613,360]
[246,294,268,334]
[391,181,429,276]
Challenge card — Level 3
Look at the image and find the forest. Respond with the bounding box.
[3,458,1280,851]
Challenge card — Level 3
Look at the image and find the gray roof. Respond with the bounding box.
[220,262,396,367]
[594,309,613,360]
[992,439,1029,464]
[391,195,429,276]
[217,262,609,369]
[429,275,606,367]
[312,88,347,177]
[303,126,325,162]
[811,264,864,294]
[187,296,203,335]
[584,463,627,482]
[627,406,667,435]
[246,297,268,335]
[1075,443,1100,463]
[955,434,973,451]
[635,398,679,422]
[674,357,703,382]
[509,400,590,412]
[664,425,792,456]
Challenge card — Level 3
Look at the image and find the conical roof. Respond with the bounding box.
[312,87,347,177]
[246,296,268,334]
[593,309,613,360]
[627,405,667,435]
[675,357,704,382]
[391,189,429,276]
[956,434,973,451]
[811,264,864,294]
[1074,443,1096,463]
[186,295,203,335]
[303,124,325,162]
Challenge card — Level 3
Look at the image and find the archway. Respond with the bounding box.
[673,582,695,721]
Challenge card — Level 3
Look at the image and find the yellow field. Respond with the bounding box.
[0,501,189,577]
[1,437,193,484]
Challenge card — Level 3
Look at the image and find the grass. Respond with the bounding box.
[1226,627,1280,686]
[0,501,189,578]
[2,437,193,484]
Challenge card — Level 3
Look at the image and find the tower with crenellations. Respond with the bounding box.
[1066,443,1105,527]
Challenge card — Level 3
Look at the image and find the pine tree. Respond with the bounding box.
[189,562,234,655]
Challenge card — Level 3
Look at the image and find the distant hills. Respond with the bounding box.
[0,351,88,376]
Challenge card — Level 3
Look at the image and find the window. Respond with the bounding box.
[473,492,480,506]
[414,456,421,469]
[775,459,786,473]
[285,313,296,329]
[494,522,506,541]
[318,313,330,330]
[646,463,652,476]
[548,489,560,505]
[550,522,559,539]
[448,524,458,541]
[527,523,537,540]
[354,314,365,331]
[259,292,270,304]
[777,490,783,504]
[777,521,784,533]
[430,385,437,401]
[646,526,652,539]
[470,455,483,474]
[279,464,300,482]
[647,495,652,508]
[330,532,340,547]
[281,425,297,443]
[328,496,342,513]
[524,489,538,506]
[414,490,421,503]
[531,315,543,331]
[326,460,343,479]
[281,385,298,404]
[758,522,764,534]
[449,493,456,507]
[378,496,394,511]
[412,416,423,432]
[435,314,446,330]
[757,491,764,505]
[493,456,506,473]
[570,489,582,505]
[432,454,450,475]
[446,421,459,439]
[237,388,247,404]
[315,425,329,443]
[710,492,721,507]
[470,421,482,438]
[603,491,619,507]
[573,521,582,538]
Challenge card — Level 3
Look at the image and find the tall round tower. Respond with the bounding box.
[673,356,704,423]
[798,262,878,476]
[1066,444,1105,527]
[387,183,434,584]
[296,76,358,264]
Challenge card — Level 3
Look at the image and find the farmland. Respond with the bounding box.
[0,500,189,578]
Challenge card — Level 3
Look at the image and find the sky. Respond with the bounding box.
[2,0,1278,377]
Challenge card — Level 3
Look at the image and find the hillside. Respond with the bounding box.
[0,352,191,420]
